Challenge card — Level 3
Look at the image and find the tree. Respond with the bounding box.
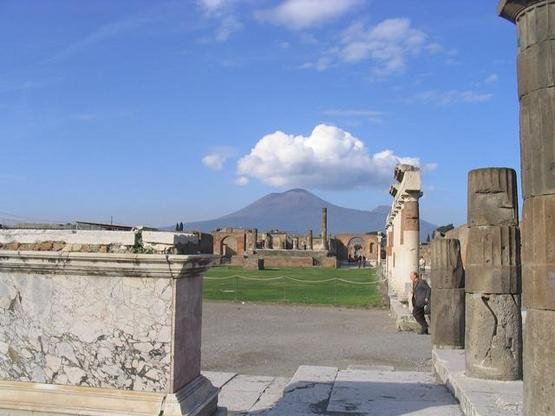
[179,222,184,231]
[426,234,431,243]
[175,222,179,231]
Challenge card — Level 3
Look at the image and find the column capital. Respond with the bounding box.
[498,0,545,22]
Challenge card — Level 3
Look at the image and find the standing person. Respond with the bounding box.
[362,256,367,268]
[411,272,431,335]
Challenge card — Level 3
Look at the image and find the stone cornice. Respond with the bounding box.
[0,251,216,279]
[498,0,546,22]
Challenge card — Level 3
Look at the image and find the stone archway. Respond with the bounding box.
[220,235,237,258]
[347,237,364,259]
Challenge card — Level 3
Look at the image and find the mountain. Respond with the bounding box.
[177,189,437,242]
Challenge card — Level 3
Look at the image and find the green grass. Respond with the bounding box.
[203,266,383,308]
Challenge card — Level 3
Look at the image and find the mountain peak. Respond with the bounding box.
[283,188,311,194]
[179,190,437,241]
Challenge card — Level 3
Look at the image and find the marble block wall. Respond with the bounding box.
[0,251,212,394]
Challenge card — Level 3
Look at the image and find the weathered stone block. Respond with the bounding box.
[521,195,555,310]
[513,1,555,48]
[468,168,518,226]
[431,288,465,349]
[465,293,522,380]
[517,39,555,99]
[0,251,219,415]
[430,239,464,289]
[520,88,555,198]
[523,308,555,416]
[244,257,264,270]
[466,225,521,294]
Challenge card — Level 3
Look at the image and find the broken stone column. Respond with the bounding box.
[465,168,522,380]
[292,238,299,250]
[430,238,465,349]
[499,2,555,412]
[321,208,329,251]
[308,229,313,250]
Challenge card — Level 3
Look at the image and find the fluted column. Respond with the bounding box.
[499,2,555,413]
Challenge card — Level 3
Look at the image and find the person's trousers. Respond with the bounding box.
[412,306,428,331]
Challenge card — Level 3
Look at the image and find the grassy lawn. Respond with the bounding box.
[203,266,383,308]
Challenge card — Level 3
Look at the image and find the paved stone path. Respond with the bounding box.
[205,366,463,415]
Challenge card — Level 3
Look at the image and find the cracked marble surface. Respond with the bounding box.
[0,271,174,392]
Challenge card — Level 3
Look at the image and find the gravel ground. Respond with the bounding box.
[201,301,432,378]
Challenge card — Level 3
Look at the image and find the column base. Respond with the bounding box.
[0,376,221,416]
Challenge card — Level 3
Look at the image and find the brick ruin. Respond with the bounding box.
[210,208,383,269]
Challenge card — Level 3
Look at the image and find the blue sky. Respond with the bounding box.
[0,0,520,227]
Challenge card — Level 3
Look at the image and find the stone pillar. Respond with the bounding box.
[308,230,313,250]
[465,168,522,381]
[385,165,422,301]
[430,238,465,349]
[499,2,555,412]
[321,208,329,251]
[292,238,299,250]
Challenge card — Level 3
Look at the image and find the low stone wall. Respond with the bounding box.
[0,229,199,255]
[253,249,326,258]
[262,256,314,268]
[319,256,339,268]
[0,250,219,415]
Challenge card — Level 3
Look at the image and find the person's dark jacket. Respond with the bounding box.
[413,279,431,308]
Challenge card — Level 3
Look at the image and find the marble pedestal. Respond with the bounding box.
[0,251,220,416]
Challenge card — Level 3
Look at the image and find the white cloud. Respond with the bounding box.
[236,124,420,190]
[202,146,237,170]
[302,18,432,77]
[410,90,493,105]
[337,19,428,76]
[234,176,250,186]
[198,0,233,14]
[423,162,438,172]
[197,0,243,41]
[215,15,243,41]
[323,109,384,123]
[483,73,499,85]
[255,0,361,30]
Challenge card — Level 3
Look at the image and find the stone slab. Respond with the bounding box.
[249,377,289,413]
[465,293,522,380]
[327,369,462,415]
[465,226,521,294]
[263,366,338,416]
[523,308,555,416]
[202,371,237,389]
[467,168,518,227]
[217,375,276,412]
[433,349,523,416]
[521,194,555,310]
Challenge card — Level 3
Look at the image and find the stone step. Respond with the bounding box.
[328,368,463,415]
[263,366,338,416]
[207,366,463,416]
[203,371,289,415]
